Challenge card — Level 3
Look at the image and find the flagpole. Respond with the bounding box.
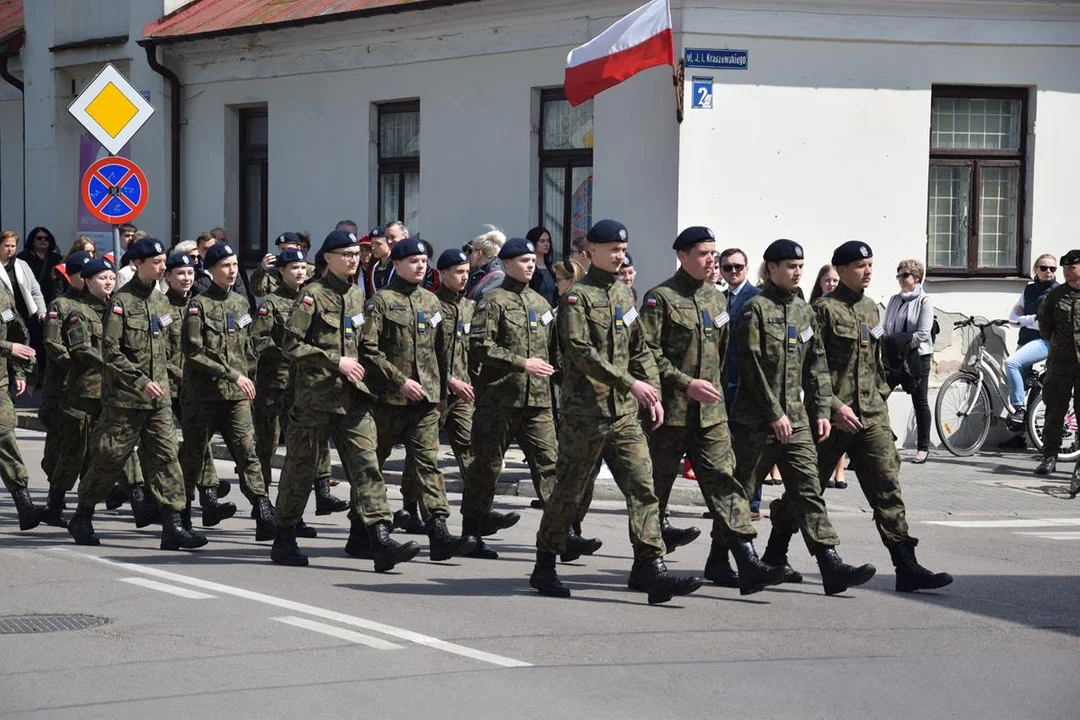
[668,0,683,123]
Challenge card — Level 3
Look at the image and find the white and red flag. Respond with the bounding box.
[563,0,675,107]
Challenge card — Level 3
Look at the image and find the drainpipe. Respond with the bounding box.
[0,32,25,233]
[141,41,181,244]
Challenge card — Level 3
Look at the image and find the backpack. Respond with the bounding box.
[931,315,940,343]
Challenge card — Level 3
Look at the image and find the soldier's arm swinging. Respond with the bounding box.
[43,302,73,373]
[640,294,694,392]
[63,310,103,370]
[182,303,241,383]
[471,301,525,371]
[283,295,341,371]
[102,300,152,393]
[559,295,637,395]
[734,304,785,423]
[358,298,409,389]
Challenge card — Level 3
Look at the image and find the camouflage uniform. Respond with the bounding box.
[0,287,34,494]
[639,269,755,541]
[536,265,666,559]
[39,287,85,475]
[464,277,558,519]
[730,284,840,554]
[1037,282,1080,458]
[250,261,316,297]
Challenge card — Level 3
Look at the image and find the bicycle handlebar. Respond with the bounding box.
[952,315,1010,330]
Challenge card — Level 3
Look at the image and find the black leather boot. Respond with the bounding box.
[271,524,309,566]
[480,509,521,536]
[367,522,421,572]
[314,477,347,516]
[344,518,373,559]
[217,479,232,498]
[661,516,701,554]
[703,540,740,587]
[560,526,603,563]
[104,484,128,511]
[462,517,498,559]
[729,538,786,596]
[160,508,209,551]
[132,486,161,528]
[1034,456,1057,476]
[253,496,276,541]
[295,519,317,539]
[403,502,427,535]
[627,557,704,605]
[889,542,954,593]
[180,503,195,532]
[12,488,41,531]
[41,486,69,528]
[815,548,876,596]
[392,508,411,531]
[530,551,570,598]
[68,507,100,546]
[199,486,237,527]
[761,527,804,584]
[427,516,476,561]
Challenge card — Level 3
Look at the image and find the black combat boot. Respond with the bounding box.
[180,503,196,532]
[480,509,521,536]
[295,519,317,538]
[888,542,954,593]
[160,508,209,551]
[627,557,704,605]
[367,522,422,572]
[313,477,347,516]
[729,538,786,596]
[560,526,603,563]
[41,486,69,528]
[11,488,42,531]
[403,502,427,535]
[530,551,570,598]
[761,527,804,584]
[253,496,276,541]
[392,508,412,531]
[68,507,100,546]
[427,516,476,561]
[199,485,237,527]
[104,484,128,511]
[815,548,876,596]
[703,540,740,588]
[344,518,373,559]
[217,479,232,498]
[271,525,309,567]
[462,517,498,559]
[1034,456,1057,476]
[661,516,702,554]
[131,486,161,528]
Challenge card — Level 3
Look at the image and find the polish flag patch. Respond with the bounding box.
[566,295,578,304]
[48,310,58,319]
[111,305,124,315]
[188,307,200,315]
[302,295,314,306]
[645,297,657,308]
[258,306,269,316]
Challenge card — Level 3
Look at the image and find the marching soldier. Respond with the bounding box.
[530,219,703,604]
[179,243,275,539]
[794,240,952,592]
[271,230,419,572]
[731,238,875,595]
[69,239,208,550]
[361,237,477,562]
[1035,249,1080,476]
[640,227,784,595]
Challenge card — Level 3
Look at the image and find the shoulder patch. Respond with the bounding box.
[188,306,200,315]
[645,296,658,308]
[302,295,314,306]
[112,304,124,315]
[743,310,752,319]
[566,295,578,304]
[258,306,269,316]
[48,310,58,319]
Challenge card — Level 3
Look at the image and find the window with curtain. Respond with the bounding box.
[539,89,593,260]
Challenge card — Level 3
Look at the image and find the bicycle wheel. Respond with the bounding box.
[935,372,992,456]
[1026,389,1080,461]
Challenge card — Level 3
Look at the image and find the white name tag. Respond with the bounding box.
[430,311,442,327]
[870,323,884,339]
[541,310,553,326]
[799,327,814,343]
[623,306,639,327]
[714,311,729,329]
[464,322,471,334]
[0,309,13,322]
[351,313,365,327]
[237,313,252,328]
[159,313,173,327]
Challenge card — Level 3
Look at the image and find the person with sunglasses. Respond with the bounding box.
[1034,249,1080,476]
[1003,255,1058,431]
[884,259,935,463]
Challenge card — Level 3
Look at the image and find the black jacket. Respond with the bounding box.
[18,226,63,303]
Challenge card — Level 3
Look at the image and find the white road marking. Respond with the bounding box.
[922,518,1080,528]
[119,577,216,599]
[273,616,404,650]
[1015,532,1080,541]
[75,553,531,668]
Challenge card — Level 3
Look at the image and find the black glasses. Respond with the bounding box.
[721,263,745,272]
[1038,265,1057,273]
[896,272,914,280]
[332,251,361,260]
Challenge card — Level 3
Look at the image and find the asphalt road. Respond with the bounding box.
[1,426,1078,719]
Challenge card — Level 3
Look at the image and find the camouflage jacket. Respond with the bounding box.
[250,261,318,297]
[557,265,659,418]
[731,284,833,429]
[253,282,300,392]
[102,275,173,410]
[61,293,109,402]
[182,282,258,402]
[812,283,892,429]
[0,284,32,385]
[42,288,86,406]
[361,276,448,407]
[470,277,556,408]
[164,287,190,401]
[1039,283,1080,366]
[640,268,729,427]
[435,284,474,386]
[284,271,373,415]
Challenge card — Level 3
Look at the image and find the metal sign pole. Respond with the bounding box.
[113,224,121,266]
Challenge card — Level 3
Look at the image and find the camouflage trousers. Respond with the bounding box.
[731,423,839,555]
[537,412,665,559]
[462,405,557,520]
[401,398,474,512]
[38,392,60,478]
[371,403,450,519]
[1040,363,1079,457]
[276,401,391,529]
[0,391,29,493]
[254,386,332,490]
[172,398,220,492]
[648,421,756,542]
[179,398,267,502]
[51,398,140,492]
[81,404,187,512]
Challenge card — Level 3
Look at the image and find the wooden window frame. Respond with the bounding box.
[238,107,268,266]
[377,101,420,227]
[538,89,593,260]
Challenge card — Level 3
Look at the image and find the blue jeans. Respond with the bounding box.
[1004,339,1049,408]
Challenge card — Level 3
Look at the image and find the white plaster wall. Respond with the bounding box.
[0,91,23,233]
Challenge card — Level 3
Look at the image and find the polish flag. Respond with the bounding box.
[563,0,675,107]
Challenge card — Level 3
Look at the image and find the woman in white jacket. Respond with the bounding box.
[885,259,935,463]
[0,230,46,384]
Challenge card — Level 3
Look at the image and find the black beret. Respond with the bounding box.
[166,252,195,271]
[275,231,300,246]
[622,252,634,267]
[499,237,536,260]
[322,230,358,253]
[1061,249,1080,266]
[369,226,386,238]
[276,249,307,267]
[763,238,804,263]
[437,248,470,270]
[389,237,426,261]
[65,251,92,276]
[81,257,116,279]
[203,243,236,269]
[672,226,716,251]
[586,219,628,244]
[127,237,167,260]
[831,241,873,266]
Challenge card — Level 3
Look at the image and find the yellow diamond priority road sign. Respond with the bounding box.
[68,64,155,156]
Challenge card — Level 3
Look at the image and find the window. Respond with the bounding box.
[378,102,420,233]
[539,89,593,260]
[927,86,1028,276]
[238,107,268,265]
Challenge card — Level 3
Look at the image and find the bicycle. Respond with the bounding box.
[1024,369,1080,463]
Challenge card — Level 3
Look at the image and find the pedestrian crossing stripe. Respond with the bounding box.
[922,518,1080,528]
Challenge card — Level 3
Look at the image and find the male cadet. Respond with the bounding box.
[361,236,477,561]
[531,219,703,605]
[1035,249,1080,476]
[251,231,315,297]
[252,248,345,522]
[271,230,420,572]
[731,238,875,595]
[787,241,951,592]
[640,227,784,595]
[0,282,43,531]
[363,226,395,297]
[69,238,207,550]
[464,237,564,559]
[179,243,275,540]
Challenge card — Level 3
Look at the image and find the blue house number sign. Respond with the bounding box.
[691,77,713,110]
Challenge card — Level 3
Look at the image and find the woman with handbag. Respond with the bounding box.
[885,259,935,463]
